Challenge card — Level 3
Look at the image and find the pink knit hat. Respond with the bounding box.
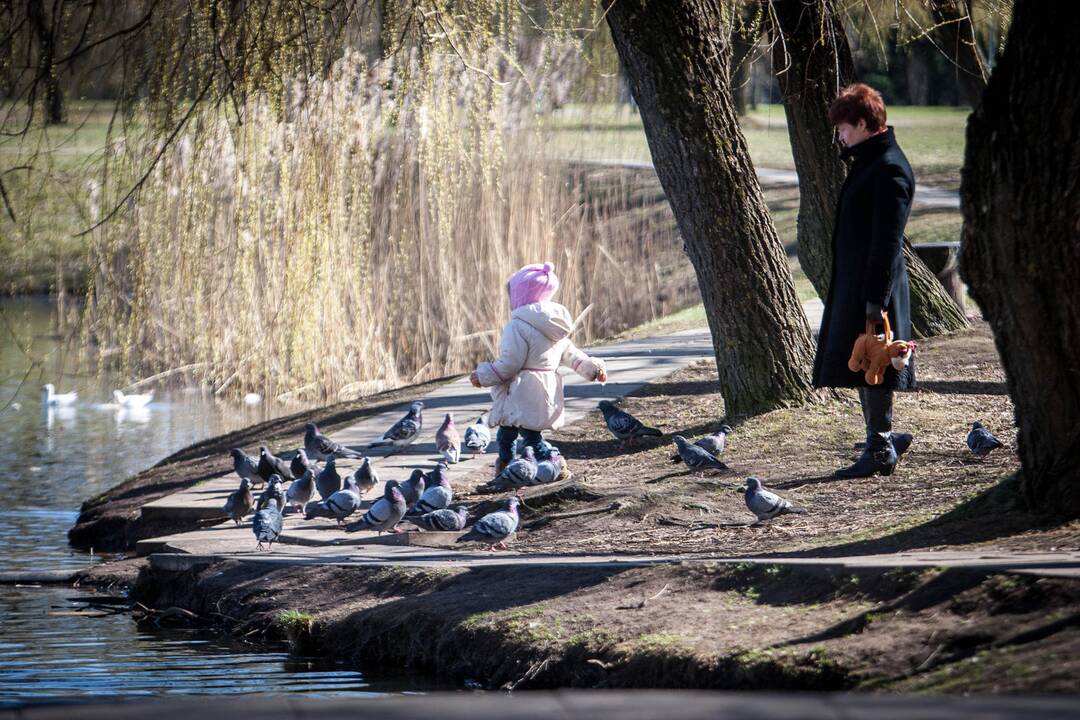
[507,262,560,309]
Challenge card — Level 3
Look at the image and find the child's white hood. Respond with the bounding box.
[512,302,573,342]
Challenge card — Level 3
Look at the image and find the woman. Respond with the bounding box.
[813,83,916,478]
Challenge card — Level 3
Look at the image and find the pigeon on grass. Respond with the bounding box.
[671,425,733,463]
[481,447,538,492]
[743,477,804,525]
[456,496,520,551]
[672,435,728,474]
[598,400,662,447]
[966,422,1004,459]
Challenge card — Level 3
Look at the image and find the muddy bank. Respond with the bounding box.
[132,557,1080,693]
[68,378,452,552]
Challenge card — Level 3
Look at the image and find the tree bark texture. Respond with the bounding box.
[960,0,1080,517]
[770,0,968,338]
[928,0,989,108]
[27,0,65,125]
[605,0,816,417]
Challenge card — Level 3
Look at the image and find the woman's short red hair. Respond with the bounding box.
[829,83,887,132]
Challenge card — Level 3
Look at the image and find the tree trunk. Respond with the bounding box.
[960,0,1080,517]
[928,0,989,108]
[770,0,968,338]
[27,0,65,125]
[605,0,816,418]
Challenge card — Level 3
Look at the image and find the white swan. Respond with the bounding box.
[41,384,78,407]
[112,389,154,409]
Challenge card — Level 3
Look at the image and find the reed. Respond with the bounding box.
[84,51,695,402]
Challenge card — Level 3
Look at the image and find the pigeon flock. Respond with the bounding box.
[217,387,1009,552]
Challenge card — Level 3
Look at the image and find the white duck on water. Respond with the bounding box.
[112,389,154,409]
[41,384,78,407]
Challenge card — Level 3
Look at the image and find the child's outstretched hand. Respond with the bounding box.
[469,371,482,388]
[595,367,608,383]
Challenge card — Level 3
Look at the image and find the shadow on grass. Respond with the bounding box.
[917,380,1009,396]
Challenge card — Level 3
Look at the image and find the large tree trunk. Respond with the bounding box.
[928,0,989,108]
[960,0,1080,517]
[27,0,65,125]
[770,0,968,338]
[605,0,816,418]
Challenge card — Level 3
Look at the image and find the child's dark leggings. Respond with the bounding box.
[497,426,543,463]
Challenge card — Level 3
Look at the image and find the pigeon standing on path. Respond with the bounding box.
[290,448,318,479]
[346,457,379,496]
[369,401,424,450]
[252,498,284,551]
[304,422,363,461]
[598,400,663,447]
[345,480,407,534]
[223,477,254,526]
[409,465,453,515]
[398,469,427,508]
[286,469,315,514]
[463,414,492,457]
[231,448,261,486]
[967,421,1004,458]
[315,457,342,501]
[482,447,538,492]
[456,497,520,551]
[436,413,461,464]
[256,475,287,513]
[534,449,565,485]
[743,477,804,525]
[258,446,294,483]
[673,435,728,474]
[305,476,362,524]
[410,506,469,532]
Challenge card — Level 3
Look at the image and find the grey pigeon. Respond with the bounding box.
[346,457,379,497]
[744,477,805,524]
[409,465,453,515]
[483,446,538,491]
[410,505,469,532]
[436,413,461,464]
[257,446,294,483]
[456,496,520,550]
[304,476,362,524]
[231,448,261,486]
[369,401,423,449]
[671,425,733,463]
[463,414,492,457]
[345,480,407,534]
[673,435,728,474]
[598,400,662,447]
[315,456,342,500]
[967,421,1004,458]
[534,449,565,485]
[398,468,427,507]
[223,477,254,526]
[304,422,363,461]
[290,448,316,478]
[252,498,284,551]
[286,469,315,514]
[256,474,287,512]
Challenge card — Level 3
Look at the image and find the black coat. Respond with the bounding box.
[812,127,916,390]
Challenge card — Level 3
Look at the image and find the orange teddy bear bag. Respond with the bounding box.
[848,312,916,385]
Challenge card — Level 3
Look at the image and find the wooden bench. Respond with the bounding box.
[912,240,965,313]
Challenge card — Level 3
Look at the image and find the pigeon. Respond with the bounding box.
[112,389,153,409]
[369,401,423,449]
[304,422,363,461]
[290,448,317,479]
[41,384,77,407]
[344,480,407,534]
[231,448,261,486]
[256,474,287,512]
[315,456,342,500]
[673,435,728,474]
[598,400,662,446]
[435,413,461,464]
[967,421,1004,458]
[456,496,520,550]
[534,449,565,485]
[252,498,284,551]
[346,457,379,496]
[671,425,733,464]
[258,446,294,483]
[305,476,362,524]
[223,477,254,526]
[409,465,453,515]
[743,477,804,524]
[483,446,538,491]
[410,505,469,532]
[463,414,492,457]
[285,469,315,514]
[398,468,427,507]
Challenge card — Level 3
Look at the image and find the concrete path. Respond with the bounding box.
[7,690,1079,719]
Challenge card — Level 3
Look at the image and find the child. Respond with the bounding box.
[470,262,607,474]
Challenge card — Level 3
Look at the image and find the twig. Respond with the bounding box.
[523,501,620,530]
[616,582,671,610]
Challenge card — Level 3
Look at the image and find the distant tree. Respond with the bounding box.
[927,0,989,108]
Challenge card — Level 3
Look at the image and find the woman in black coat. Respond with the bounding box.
[812,83,916,478]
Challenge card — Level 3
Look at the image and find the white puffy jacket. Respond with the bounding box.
[475,302,605,431]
